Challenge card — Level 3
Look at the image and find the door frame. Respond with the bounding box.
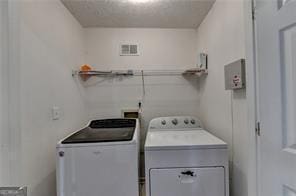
[6,0,22,185]
[0,0,10,184]
[243,0,259,196]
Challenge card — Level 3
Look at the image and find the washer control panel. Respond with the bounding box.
[148,116,203,130]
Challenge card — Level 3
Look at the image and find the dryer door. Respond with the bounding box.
[150,167,225,196]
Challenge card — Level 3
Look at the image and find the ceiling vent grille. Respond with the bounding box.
[120,44,139,56]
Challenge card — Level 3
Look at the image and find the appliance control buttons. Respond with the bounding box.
[161,120,166,125]
[184,119,189,124]
[172,118,178,125]
[191,119,196,124]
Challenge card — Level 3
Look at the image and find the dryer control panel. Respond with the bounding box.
[148,116,203,130]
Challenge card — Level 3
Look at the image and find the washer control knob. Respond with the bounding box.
[161,120,166,125]
[172,118,178,125]
[191,119,196,124]
[184,119,189,124]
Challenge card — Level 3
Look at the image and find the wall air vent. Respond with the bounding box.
[120,44,139,56]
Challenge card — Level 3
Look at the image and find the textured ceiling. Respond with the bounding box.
[61,0,215,28]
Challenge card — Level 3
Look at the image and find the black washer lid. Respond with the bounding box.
[62,119,136,144]
[89,119,136,128]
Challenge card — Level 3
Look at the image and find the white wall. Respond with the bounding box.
[0,0,10,185]
[18,1,87,195]
[85,28,198,70]
[84,28,200,141]
[195,0,248,196]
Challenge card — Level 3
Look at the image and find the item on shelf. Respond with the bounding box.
[80,64,92,72]
[79,64,93,81]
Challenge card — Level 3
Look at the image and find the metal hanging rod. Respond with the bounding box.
[72,69,208,78]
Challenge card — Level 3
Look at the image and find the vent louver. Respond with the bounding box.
[120,44,139,56]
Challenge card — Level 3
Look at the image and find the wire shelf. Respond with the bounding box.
[72,69,208,80]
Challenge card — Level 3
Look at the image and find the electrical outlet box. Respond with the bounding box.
[121,109,139,119]
[224,59,246,90]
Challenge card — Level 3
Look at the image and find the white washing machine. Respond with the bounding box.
[145,116,229,196]
[57,118,140,196]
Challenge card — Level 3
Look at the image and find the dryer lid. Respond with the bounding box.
[145,129,227,150]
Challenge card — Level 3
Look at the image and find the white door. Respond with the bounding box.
[256,0,296,195]
[150,167,225,196]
